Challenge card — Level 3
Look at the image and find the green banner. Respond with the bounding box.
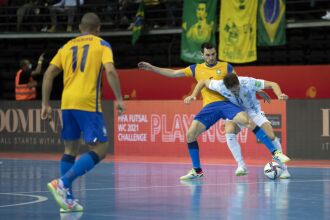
[181,0,217,63]
[257,0,286,46]
[131,2,145,45]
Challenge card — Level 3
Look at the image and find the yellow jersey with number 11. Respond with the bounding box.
[51,34,114,112]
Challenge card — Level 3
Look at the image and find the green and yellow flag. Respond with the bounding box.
[219,0,257,63]
[257,0,286,46]
[181,0,217,63]
[131,2,145,45]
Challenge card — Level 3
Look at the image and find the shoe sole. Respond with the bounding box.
[60,208,84,213]
[274,155,291,164]
[280,175,291,179]
[280,157,291,163]
[47,182,68,210]
[235,172,248,176]
[179,175,204,180]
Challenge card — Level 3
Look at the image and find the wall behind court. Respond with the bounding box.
[1,100,329,160]
[113,100,286,161]
[287,100,330,159]
[103,65,330,100]
[0,101,114,153]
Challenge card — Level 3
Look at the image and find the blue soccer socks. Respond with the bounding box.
[188,141,201,170]
[252,126,276,154]
[61,151,100,188]
[60,154,76,199]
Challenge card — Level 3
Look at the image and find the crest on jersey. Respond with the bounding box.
[216,69,221,75]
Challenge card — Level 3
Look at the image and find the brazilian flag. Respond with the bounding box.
[131,2,145,45]
[258,0,286,46]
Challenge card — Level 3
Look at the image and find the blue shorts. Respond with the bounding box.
[61,110,108,144]
[194,101,243,130]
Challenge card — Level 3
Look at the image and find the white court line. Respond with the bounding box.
[0,193,48,208]
[1,179,330,195]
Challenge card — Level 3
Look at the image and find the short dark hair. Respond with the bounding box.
[201,43,215,52]
[223,74,239,89]
[80,12,101,32]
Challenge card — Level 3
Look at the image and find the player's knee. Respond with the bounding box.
[186,130,197,143]
[92,142,109,161]
[225,121,236,133]
[234,113,250,128]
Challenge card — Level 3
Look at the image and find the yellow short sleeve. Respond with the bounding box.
[181,65,196,77]
[101,40,114,65]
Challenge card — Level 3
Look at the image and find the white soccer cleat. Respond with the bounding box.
[60,199,84,213]
[321,11,330,20]
[235,166,248,176]
[273,150,291,163]
[280,168,291,179]
[179,168,204,180]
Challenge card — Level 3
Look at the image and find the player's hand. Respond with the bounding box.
[137,62,153,71]
[41,104,52,120]
[184,96,196,104]
[116,101,126,116]
[39,53,45,62]
[257,90,271,104]
[278,93,288,100]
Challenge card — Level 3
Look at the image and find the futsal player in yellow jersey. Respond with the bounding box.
[41,12,125,212]
[138,43,251,179]
[138,43,284,180]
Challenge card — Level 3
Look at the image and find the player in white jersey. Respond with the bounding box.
[184,74,291,179]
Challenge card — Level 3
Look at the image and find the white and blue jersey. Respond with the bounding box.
[208,77,269,127]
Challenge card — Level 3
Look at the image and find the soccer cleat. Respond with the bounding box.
[321,11,330,20]
[47,179,70,210]
[273,150,291,163]
[280,168,291,179]
[60,199,84,213]
[179,168,204,180]
[235,166,248,176]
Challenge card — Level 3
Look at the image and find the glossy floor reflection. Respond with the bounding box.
[0,159,329,220]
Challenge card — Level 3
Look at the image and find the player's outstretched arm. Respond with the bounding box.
[41,64,61,120]
[137,61,185,78]
[256,90,271,103]
[264,80,288,100]
[32,53,45,76]
[184,79,211,104]
[104,62,125,115]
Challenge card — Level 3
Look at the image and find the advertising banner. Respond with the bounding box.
[114,100,286,161]
[287,100,330,159]
[0,101,114,153]
[103,66,330,100]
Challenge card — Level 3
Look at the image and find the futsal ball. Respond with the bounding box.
[264,161,283,180]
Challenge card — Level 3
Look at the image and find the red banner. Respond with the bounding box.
[114,100,286,161]
[103,65,330,100]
